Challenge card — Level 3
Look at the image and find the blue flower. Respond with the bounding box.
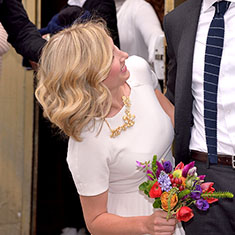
[158,171,172,192]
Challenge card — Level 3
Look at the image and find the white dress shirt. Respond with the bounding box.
[117,0,165,79]
[114,0,125,12]
[190,0,235,155]
[67,0,86,7]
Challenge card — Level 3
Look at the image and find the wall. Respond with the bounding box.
[0,0,38,234]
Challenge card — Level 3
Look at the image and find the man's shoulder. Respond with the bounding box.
[164,0,202,36]
[165,0,200,20]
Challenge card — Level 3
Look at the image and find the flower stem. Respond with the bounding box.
[202,191,234,199]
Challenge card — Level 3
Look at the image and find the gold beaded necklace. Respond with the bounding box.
[105,96,135,138]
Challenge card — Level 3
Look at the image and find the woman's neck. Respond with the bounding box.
[107,83,131,117]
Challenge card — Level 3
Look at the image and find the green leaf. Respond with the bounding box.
[146,179,157,191]
[153,198,161,208]
[144,189,149,196]
[178,189,191,200]
[139,182,148,191]
[147,174,154,180]
[152,155,158,173]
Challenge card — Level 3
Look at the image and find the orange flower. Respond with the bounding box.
[160,191,178,211]
[180,177,186,187]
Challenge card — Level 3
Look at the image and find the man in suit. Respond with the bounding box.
[0,0,46,62]
[163,0,235,234]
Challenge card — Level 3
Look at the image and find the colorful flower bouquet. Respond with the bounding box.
[136,155,234,222]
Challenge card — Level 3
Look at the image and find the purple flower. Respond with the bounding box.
[182,194,190,201]
[136,161,146,168]
[158,171,172,192]
[195,199,209,211]
[198,175,206,181]
[163,161,172,173]
[182,161,195,177]
[190,185,202,200]
[147,169,154,181]
[156,161,164,178]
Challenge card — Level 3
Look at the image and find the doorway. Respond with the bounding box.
[34,1,86,234]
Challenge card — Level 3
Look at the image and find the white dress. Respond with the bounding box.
[67,56,185,235]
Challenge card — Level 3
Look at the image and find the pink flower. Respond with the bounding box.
[198,175,206,181]
[182,161,195,177]
[136,161,145,168]
[201,182,218,204]
[175,162,184,170]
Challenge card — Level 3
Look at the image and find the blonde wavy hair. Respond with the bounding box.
[35,21,113,141]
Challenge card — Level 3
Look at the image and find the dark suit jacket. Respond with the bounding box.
[163,0,203,164]
[0,0,46,62]
[83,0,120,47]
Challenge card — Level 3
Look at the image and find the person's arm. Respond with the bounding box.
[155,89,174,127]
[135,2,163,63]
[80,190,177,235]
[0,0,46,62]
[0,23,9,56]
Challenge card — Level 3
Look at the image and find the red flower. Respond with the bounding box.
[175,162,184,170]
[149,181,162,198]
[201,182,218,204]
[176,206,194,222]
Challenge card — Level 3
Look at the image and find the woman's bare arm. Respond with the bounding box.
[80,190,177,235]
[155,89,174,127]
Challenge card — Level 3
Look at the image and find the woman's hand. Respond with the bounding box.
[80,191,177,235]
[145,210,177,235]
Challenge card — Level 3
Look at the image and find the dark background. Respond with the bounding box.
[36,0,85,234]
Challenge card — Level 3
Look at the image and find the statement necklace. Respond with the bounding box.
[105,96,135,138]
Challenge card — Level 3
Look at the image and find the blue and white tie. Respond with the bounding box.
[204,1,230,165]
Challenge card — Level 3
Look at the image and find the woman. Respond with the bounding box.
[36,21,184,235]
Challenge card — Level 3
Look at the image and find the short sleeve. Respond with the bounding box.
[151,69,161,90]
[67,135,111,196]
[0,23,9,56]
[126,55,160,90]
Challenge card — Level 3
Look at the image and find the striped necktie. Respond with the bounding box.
[204,1,230,165]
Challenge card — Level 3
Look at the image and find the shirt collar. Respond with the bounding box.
[202,0,235,13]
[67,0,86,7]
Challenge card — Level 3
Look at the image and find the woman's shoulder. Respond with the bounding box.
[126,55,150,73]
[67,125,111,160]
[126,55,158,88]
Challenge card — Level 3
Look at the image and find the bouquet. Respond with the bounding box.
[136,155,234,222]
